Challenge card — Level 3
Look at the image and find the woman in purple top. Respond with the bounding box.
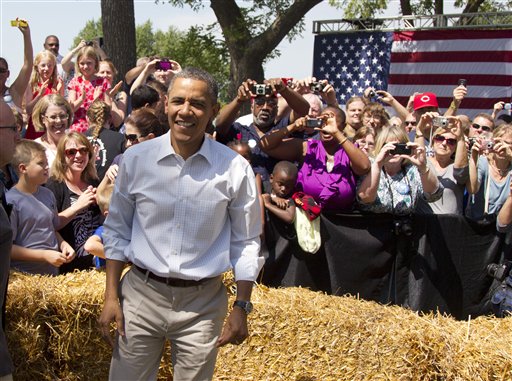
[260,106,370,212]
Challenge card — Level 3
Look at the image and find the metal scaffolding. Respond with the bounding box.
[313,11,512,34]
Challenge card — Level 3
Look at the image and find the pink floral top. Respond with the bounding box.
[67,76,110,133]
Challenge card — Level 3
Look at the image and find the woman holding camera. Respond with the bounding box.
[259,106,370,212]
[466,123,512,221]
[66,44,110,133]
[414,114,469,215]
[357,125,442,215]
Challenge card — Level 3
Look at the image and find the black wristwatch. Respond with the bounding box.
[233,300,253,315]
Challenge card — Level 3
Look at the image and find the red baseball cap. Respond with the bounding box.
[413,92,439,111]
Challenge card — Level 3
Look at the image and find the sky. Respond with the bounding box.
[0,0,459,86]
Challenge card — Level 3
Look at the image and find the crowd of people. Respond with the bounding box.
[1,19,512,381]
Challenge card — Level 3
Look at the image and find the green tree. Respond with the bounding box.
[162,0,323,99]
[73,19,103,47]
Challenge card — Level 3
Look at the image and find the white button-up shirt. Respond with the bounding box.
[103,132,263,281]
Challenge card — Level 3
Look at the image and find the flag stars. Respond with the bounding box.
[349,44,355,50]
[321,52,326,58]
[327,45,332,51]
[322,38,327,44]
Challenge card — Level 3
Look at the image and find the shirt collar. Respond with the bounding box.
[156,131,213,166]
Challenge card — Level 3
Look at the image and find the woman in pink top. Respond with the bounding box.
[67,46,110,133]
[260,106,370,212]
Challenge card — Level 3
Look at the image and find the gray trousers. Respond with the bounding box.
[109,268,228,381]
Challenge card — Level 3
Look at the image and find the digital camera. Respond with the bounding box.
[309,82,324,93]
[393,217,413,236]
[433,116,449,128]
[487,261,512,282]
[458,78,467,87]
[390,143,412,155]
[482,139,494,150]
[156,59,172,71]
[85,40,94,47]
[504,103,512,111]
[10,20,27,27]
[368,90,376,98]
[251,84,272,96]
[306,118,323,128]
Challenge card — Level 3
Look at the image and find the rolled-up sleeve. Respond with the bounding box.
[103,159,134,262]
[228,163,264,282]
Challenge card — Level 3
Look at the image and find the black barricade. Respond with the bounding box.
[260,212,512,320]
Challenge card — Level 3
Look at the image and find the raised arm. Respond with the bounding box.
[444,84,467,117]
[266,78,310,122]
[258,117,307,163]
[61,40,86,74]
[215,79,255,138]
[9,20,33,109]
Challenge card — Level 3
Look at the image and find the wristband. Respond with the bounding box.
[449,101,458,110]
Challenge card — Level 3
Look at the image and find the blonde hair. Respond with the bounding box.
[492,123,512,140]
[75,46,100,76]
[30,50,59,92]
[31,94,73,133]
[50,131,98,184]
[99,59,118,77]
[86,99,111,139]
[374,124,410,155]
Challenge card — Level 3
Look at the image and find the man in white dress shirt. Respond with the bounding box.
[98,67,263,381]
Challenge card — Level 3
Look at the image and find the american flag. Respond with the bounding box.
[313,29,512,119]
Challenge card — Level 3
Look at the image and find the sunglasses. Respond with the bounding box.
[65,147,89,157]
[472,123,492,132]
[405,121,416,126]
[433,135,457,146]
[125,133,143,142]
[253,97,277,107]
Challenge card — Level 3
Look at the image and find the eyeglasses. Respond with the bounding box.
[45,114,69,122]
[64,147,89,157]
[253,97,277,107]
[405,121,416,126]
[433,135,457,146]
[472,123,492,132]
[0,125,17,132]
[0,68,8,74]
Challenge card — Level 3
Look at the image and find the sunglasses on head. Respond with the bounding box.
[472,123,491,132]
[65,147,88,157]
[433,135,457,146]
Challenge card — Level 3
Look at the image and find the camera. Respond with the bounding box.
[458,78,467,87]
[368,90,376,98]
[487,261,512,282]
[306,118,323,128]
[482,139,494,150]
[10,20,27,27]
[156,59,172,71]
[433,116,449,128]
[390,143,412,155]
[85,40,94,47]
[309,82,324,93]
[504,103,512,111]
[251,84,272,96]
[393,217,413,236]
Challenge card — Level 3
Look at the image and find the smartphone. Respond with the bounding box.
[390,143,412,155]
[156,60,172,71]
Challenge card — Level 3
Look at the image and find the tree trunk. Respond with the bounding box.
[210,0,323,100]
[100,0,137,84]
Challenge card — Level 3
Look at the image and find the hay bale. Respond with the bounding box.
[6,270,512,380]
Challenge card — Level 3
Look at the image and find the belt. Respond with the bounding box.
[133,265,214,287]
